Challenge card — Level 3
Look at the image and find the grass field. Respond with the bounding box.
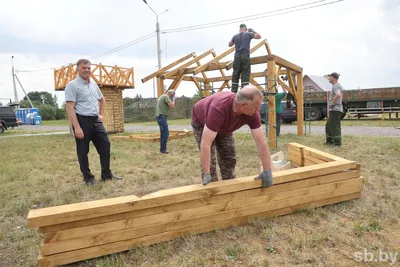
[0,132,399,266]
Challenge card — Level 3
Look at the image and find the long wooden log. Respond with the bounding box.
[28,160,357,228]
[37,189,361,266]
[40,169,360,234]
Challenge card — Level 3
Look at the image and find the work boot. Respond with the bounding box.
[101,172,123,182]
[84,176,96,186]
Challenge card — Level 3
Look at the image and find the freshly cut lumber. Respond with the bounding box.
[28,160,357,228]
[40,178,363,255]
[40,169,360,234]
[37,191,361,267]
[112,130,193,142]
[303,147,345,162]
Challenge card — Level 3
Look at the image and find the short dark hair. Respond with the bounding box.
[76,59,91,66]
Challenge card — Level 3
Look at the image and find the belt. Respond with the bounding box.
[77,114,98,119]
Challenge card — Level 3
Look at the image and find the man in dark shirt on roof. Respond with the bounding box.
[191,85,273,188]
[229,23,261,93]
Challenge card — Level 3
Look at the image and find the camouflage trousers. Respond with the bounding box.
[192,123,236,182]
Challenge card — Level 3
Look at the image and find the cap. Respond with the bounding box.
[326,72,340,80]
[240,23,246,28]
[167,90,176,96]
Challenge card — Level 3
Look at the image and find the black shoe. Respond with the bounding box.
[101,173,123,181]
[160,151,169,154]
[84,177,96,186]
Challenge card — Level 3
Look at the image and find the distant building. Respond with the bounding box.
[303,75,332,92]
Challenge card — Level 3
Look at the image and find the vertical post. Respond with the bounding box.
[11,56,18,103]
[267,61,276,148]
[157,77,164,97]
[156,19,162,70]
[297,71,304,136]
[203,81,211,96]
[152,77,156,98]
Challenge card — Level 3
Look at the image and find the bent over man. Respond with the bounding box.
[65,59,122,186]
[191,85,273,188]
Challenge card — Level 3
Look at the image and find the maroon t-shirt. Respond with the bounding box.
[192,91,261,135]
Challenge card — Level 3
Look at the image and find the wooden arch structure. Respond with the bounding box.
[141,39,304,145]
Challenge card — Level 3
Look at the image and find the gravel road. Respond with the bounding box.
[1,124,399,138]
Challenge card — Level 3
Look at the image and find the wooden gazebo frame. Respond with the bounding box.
[141,39,304,145]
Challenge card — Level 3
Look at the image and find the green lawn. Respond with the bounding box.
[1,133,399,266]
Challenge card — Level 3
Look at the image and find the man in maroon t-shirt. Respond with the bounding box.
[191,85,273,188]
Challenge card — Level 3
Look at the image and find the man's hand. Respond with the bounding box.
[255,170,273,188]
[202,173,212,185]
[74,127,84,140]
[98,115,104,122]
[248,28,255,33]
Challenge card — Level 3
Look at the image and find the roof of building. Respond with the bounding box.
[304,75,332,91]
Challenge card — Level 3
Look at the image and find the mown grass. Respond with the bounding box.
[0,131,399,266]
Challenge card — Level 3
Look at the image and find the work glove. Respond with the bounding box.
[248,28,255,33]
[255,170,273,188]
[202,173,212,185]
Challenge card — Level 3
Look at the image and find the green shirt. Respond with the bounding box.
[275,92,287,114]
[155,94,172,117]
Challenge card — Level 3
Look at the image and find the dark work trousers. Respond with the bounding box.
[276,113,282,137]
[74,114,111,180]
[157,114,169,152]
[325,111,342,146]
[231,53,251,93]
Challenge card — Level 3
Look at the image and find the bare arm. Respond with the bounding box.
[254,33,261,39]
[228,40,234,47]
[331,90,341,106]
[200,126,218,173]
[251,126,272,170]
[98,96,105,120]
[168,100,175,109]
[66,101,84,139]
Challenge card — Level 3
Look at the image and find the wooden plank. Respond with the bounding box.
[303,147,345,162]
[163,50,213,79]
[205,71,267,83]
[304,155,326,164]
[304,159,317,166]
[37,188,361,266]
[249,76,264,91]
[267,60,277,147]
[40,170,360,234]
[40,178,363,255]
[157,77,164,97]
[182,76,205,82]
[191,77,201,90]
[274,55,303,73]
[167,69,185,90]
[277,78,297,100]
[141,53,194,83]
[28,160,357,228]
[192,47,235,75]
[297,71,304,135]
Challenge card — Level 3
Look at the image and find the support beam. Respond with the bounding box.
[249,76,264,91]
[193,47,235,75]
[182,76,205,82]
[297,72,304,136]
[163,49,213,79]
[273,55,303,73]
[218,81,229,92]
[141,53,194,83]
[168,69,185,90]
[191,77,201,91]
[277,78,297,100]
[212,50,230,89]
[157,78,164,97]
[203,81,211,96]
[267,60,277,148]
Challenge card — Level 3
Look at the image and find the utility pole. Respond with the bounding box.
[11,56,18,103]
[142,1,168,70]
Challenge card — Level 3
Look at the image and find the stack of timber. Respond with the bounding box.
[112,130,193,142]
[27,143,363,267]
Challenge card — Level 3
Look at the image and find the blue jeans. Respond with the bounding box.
[157,114,169,152]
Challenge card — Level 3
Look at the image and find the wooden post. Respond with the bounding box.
[203,82,211,96]
[267,60,276,148]
[297,72,304,135]
[157,78,164,97]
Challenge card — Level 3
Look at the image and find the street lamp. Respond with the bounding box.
[142,0,169,70]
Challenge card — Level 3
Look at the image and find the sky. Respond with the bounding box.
[0,0,399,106]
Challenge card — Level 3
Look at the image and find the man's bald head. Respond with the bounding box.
[236,85,263,104]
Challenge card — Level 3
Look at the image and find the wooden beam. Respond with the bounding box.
[249,76,264,91]
[192,47,235,75]
[297,71,304,136]
[157,77,164,97]
[191,77,201,90]
[265,41,272,55]
[287,69,295,91]
[163,49,213,79]
[226,55,275,70]
[218,81,229,91]
[225,40,268,70]
[267,60,277,148]
[168,69,185,90]
[273,55,303,73]
[141,53,195,83]
[203,82,211,96]
[28,160,357,228]
[277,78,296,100]
[182,76,205,82]
[212,50,230,89]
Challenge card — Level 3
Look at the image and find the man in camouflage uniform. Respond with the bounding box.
[191,85,273,188]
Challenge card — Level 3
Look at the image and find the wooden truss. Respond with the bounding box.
[54,63,135,90]
[141,39,304,144]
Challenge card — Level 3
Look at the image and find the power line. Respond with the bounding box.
[88,31,156,60]
[164,0,344,33]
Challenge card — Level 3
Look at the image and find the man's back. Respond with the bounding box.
[231,32,254,56]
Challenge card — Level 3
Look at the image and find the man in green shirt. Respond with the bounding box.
[275,87,287,137]
[155,90,176,154]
